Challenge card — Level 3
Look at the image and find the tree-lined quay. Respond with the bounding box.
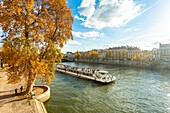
[64,44,170,69]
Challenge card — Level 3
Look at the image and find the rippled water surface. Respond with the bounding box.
[44,62,170,113]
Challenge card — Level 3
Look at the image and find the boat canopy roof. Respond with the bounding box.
[98,71,108,74]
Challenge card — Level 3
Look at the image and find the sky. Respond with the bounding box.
[0,0,170,53]
[62,0,170,53]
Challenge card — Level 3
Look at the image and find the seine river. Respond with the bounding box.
[44,62,170,113]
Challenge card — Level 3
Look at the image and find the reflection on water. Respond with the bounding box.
[44,62,170,113]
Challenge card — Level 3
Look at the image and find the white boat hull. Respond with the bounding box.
[56,65,116,84]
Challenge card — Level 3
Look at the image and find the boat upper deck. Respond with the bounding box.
[56,64,116,83]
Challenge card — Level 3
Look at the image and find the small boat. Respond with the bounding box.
[56,64,116,84]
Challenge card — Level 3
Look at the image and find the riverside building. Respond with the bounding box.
[159,43,170,61]
[107,46,141,61]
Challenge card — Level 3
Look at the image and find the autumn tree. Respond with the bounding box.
[132,55,138,61]
[132,51,152,61]
[80,52,86,59]
[0,1,73,94]
[105,50,110,58]
[141,51,153,61]
[74,51,81,61]
[89,50,98,59]
[80,52,89,61]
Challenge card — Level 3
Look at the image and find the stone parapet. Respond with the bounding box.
[33,85,50,103]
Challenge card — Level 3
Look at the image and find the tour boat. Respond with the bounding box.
[56,64,116,84]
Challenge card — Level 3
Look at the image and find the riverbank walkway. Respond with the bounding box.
[0,69,47,113]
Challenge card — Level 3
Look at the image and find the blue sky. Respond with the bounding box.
[62,0,170,53]
[0,0,170,53]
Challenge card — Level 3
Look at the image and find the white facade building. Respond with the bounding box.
[98,49,105,59]
[159,43,170,61]
[152,48,160,60]
[64,52,74,59]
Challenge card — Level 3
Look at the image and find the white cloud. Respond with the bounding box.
[78,0,142,29]
[79,7,95,19]
[67,40,81,45]
[72,31,104,38]
[62,45,89,53]
[78,0,96,8]
[78,0,96,19]
[120,27,141,33]
[99,0,117,7]
[74,15,84,22]
[117,31,170,50]
[103,43,123,49]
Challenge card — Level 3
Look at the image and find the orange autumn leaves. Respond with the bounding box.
[77,50,98,59]
[0,0,73,93]
[75,51,81,59]
[89,50,98,58]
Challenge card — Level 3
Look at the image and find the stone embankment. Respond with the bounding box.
[74,59,170,70]
[33,85,50,103]
[0,69,48,113]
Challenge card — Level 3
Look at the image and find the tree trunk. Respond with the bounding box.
[25,76,36,94]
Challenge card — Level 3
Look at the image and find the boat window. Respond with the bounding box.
[99,72,106,74]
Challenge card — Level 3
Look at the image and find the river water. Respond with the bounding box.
[44,62,170,113]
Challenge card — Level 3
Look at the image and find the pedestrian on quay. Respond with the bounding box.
[20,86,23,93]
[15,88,18,95]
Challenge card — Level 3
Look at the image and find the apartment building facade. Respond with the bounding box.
[159,43,170,61]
